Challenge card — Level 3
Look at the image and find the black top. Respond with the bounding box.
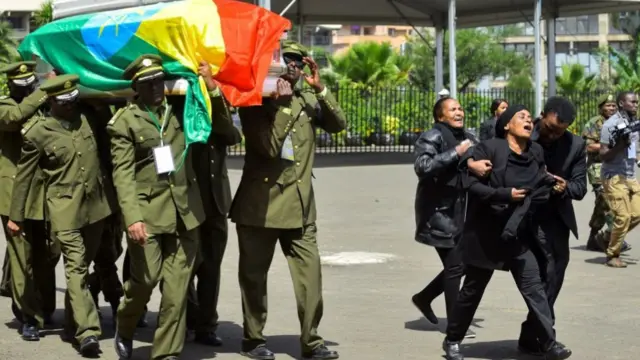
[505,148,541,190]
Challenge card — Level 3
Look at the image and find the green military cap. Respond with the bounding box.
[282,40,309,58]
[597,93,616,107]
[0,61,38,86]
[40,74,80,102]
[123,54,164,82]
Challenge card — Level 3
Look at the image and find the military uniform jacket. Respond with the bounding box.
[9,113,113,231]
[107,102,205,234]
[190,95,241,217]
[0,90,48,220]
[230,87,346,229]
[582,115,605,185]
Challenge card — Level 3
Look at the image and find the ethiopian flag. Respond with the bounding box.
[18,0,290,146]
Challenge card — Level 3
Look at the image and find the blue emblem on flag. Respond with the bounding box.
[81,4,164,61]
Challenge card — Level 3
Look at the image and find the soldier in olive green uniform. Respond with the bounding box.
[8,74,113,356]
[581,93,630,252]
[231,41,345,360]
[110,55,205,360]
[185,63,242,346]
[0,61,60,339]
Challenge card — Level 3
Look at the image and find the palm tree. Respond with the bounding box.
[0,20,18,64]
[34,0,54,28]
[328,41,412,87]
[609,42,640,92]
[555,63,598,93]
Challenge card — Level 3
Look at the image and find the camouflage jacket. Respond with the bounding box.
[582,115,605,185]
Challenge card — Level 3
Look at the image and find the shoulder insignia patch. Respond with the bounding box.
[21,116,42,136]
[108,105,129,125]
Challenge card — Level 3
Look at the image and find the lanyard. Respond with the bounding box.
[146,104,171,146]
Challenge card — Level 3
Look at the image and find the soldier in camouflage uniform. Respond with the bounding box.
[582,93,631,252]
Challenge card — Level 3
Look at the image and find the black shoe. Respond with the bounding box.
[586,232,603,252]
[79,335,101,357]
[411,294,438,324]
[21,324,40,341]
[136,310,148,328]
[302,345,339,359]
[622,241,632,253]
[442,339,464,360]
[544,344,572,360]
[195,331,223,346]
[241,344,275,360]
[114,330,133,359]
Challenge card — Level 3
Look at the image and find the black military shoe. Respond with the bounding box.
[411,294,438,324]
[21,324,40,341]
[79,335,101,357]
[241,344,275,360]
[622,241,632,252]
[195,331,223,346]
[136,309,148,328]
[443,339,464,360]
[114,330,133,359]
[303,345,339,359]
[544,343,572,359]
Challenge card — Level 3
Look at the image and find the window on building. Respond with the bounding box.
[556,15,599,35]
[3,15,26,31]
[388,28,396,36]
[523,23,535,36]
[363,26,374,35]
[555,41,600,75]
[350,25,361,35]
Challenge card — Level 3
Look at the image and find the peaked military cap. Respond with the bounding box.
[597,93,615,108]
[40,74,80,102]
[282,40,309,58]
[0,61,38,86]
[123,54,164,82]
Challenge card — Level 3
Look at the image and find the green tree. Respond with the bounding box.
[609,42,640,92]
[555,63,598,93]
[34,0,54,27]
[327,41,412,87]
[0,20,18,63]
[407,27,530,92]
[504,73,535,112]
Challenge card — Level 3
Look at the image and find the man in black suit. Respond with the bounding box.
[518,97,587,354]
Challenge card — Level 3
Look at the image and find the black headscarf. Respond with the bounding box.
[495,104,527,139]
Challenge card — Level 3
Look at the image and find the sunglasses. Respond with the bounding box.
[283,55,305,69]
[54,97,78,106]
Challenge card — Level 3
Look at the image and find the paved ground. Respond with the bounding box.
[0,163,638,360]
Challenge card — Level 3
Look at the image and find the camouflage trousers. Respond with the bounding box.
[589,184,613,231]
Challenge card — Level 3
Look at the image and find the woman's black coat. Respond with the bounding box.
[460,138,555,271]
[413,128,477,248]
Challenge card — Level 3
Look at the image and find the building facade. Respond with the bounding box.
[1,0,43,40]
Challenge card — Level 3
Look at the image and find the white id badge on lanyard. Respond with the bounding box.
[281,133,295,161]
[153,145,175,174]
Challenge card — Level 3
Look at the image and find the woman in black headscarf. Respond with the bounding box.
[412,97,478,337]
[441,106,572,360]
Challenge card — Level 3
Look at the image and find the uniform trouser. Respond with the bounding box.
[589,185,610,231]
[89,214,124,304]
[0,251,10,297]
[2,217,60,326]
[520,218,570,345]
[446,249,556,351]
[603,176,640,258]
[55,220,104,343]
[414,245,465,320]
[186,214,228,333]
[117,225,198,359]
[237,223,324,353]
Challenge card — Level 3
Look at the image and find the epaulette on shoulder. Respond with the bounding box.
[108,105,131,125]
[21,115,42,136]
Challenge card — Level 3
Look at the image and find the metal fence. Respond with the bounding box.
[227,86,609,156]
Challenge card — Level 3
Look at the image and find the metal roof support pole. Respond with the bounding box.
[534,0,542,115]
[546,15,557,97]
[258,0,271,10]
[448,0,457,98]
[435,25,444,94]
